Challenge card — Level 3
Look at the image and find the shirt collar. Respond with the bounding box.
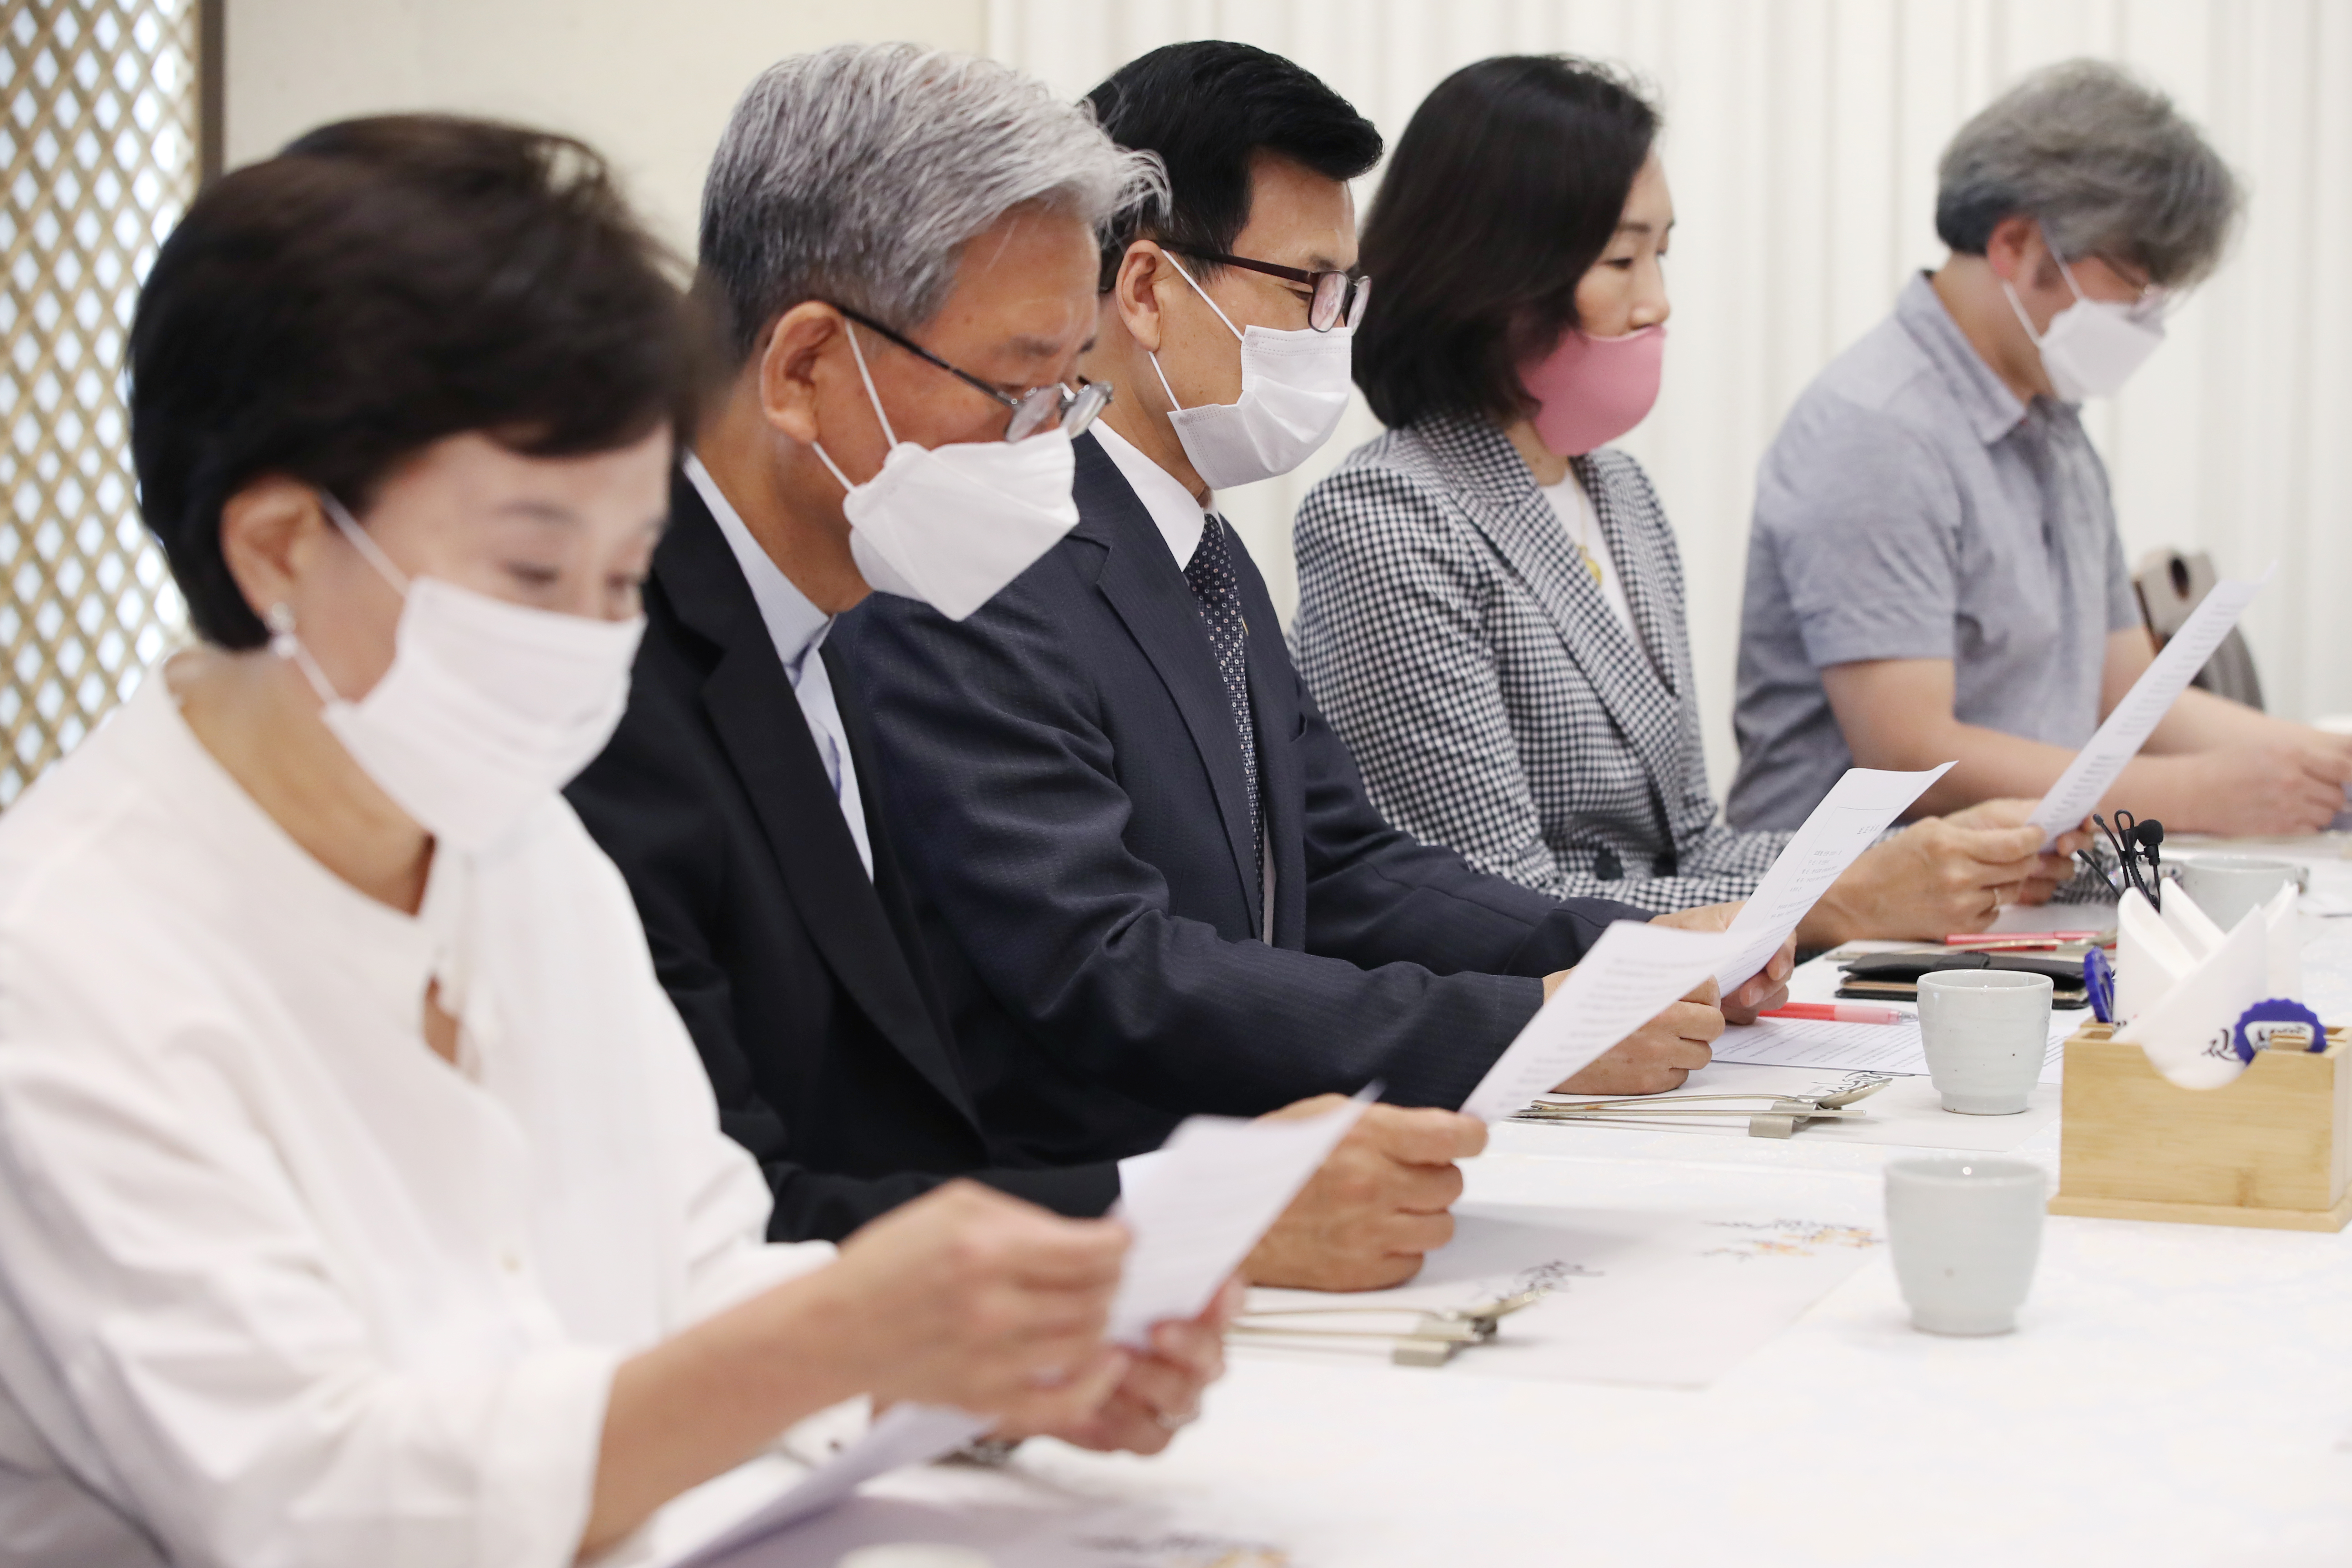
[685,451,831,681]
[1091,419,1211,569]
[1895,272,2032,446]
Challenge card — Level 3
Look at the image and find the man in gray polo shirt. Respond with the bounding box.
[1730,61,2352,836]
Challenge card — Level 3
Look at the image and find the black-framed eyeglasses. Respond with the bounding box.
[835,306,1110,441]
[1180,252,1368,332]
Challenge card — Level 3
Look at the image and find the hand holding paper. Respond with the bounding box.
[1712,763,1956,993]
[1461,921,1745,1121]
[2027,568,2272,848]
[672,1097,1369,1563]
[1107,1089,1372,1345]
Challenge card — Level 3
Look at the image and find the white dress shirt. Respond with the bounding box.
[687,453,874,879]
[1094,419,1209,568]
[0,675,833,1568]
[1091,422,1275,942]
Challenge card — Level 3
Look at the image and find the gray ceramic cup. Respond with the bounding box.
[1884,1155,2047,1335]
[2169,854,2299,932]
[1915,969,2050,1114]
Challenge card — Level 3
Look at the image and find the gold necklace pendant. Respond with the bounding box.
[1578,544,1604,587]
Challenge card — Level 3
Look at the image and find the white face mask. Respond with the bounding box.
[813,325,1081,622]
[271,495,646,854]
[1150,254,1362,490]
[2002,232,2167,402]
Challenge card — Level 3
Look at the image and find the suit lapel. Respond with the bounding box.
[1411,414,1689,807]
[1074,435,1263,932]
[1580,451,1690,701]
[657,477,975,1119]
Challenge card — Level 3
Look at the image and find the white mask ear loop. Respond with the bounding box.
[1147,342,1188,415]
[1148,251,1246,416]
[2041,223,2093,306]
[267,600,347,707]
[1163,253,1244,340]
[317,492,412,594]
[272,492,408,706]
[1999,275,2046,346]
[812,318,899,494]
[2006,223,2098,345]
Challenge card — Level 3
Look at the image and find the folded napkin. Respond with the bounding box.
[2115,902,2267,1089]
[2111,883,2302,1089]
[2115,887,2197,1024]
[2262,881,2302,1000]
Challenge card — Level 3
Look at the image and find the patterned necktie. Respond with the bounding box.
[1182,515,1262,882]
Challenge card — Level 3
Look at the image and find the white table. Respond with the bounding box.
[710,841,2352,1568]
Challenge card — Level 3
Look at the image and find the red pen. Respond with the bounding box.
[1944,932,2102,947]
[1758,1002,1904,1026]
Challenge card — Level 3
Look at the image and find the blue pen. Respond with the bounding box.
[2083,948,2116,1024]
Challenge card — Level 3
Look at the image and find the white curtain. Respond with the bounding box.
[986,0,2352,797]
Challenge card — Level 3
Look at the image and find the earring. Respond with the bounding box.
[266,602,298,660]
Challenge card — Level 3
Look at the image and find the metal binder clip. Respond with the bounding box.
[1231,1286,1550,1367]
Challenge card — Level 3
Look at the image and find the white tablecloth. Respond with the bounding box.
[707,837,2352,1567]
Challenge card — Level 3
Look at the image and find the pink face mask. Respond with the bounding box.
[1521,323,1666,456]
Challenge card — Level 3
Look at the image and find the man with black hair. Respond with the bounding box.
[574,43,1512,1296]
[839,42,1791,1268]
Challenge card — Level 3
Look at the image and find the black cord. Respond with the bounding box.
[2095,812,2159,907]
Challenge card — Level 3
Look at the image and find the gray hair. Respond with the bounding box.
[699,43,1166,359]
[1935,59,2241,287]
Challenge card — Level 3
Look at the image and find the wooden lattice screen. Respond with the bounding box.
[1,0,197,806]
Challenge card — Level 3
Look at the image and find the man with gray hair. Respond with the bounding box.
[1730,60,2352,837]
[570,41,1485,1361]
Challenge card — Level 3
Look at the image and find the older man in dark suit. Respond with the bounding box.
[837,42,1789,1188]
[574,42,1499,1296]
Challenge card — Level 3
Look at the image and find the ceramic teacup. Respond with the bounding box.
[2168,854,2300,932]
[1915,968,2050,1115]
[1883,1155,2047,1335]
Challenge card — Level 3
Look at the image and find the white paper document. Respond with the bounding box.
[671,1403,993,1568]
[1710,1011,2071,1084]
[2026,567,2273,847]
[1713,763,1954,993]
[1460,921,1742,1122]
[1237,1196,1883,1389]
[676,1094,1369,1564]
[1107,1089,1372,1346]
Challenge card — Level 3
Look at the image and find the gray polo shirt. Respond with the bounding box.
[1725,274,2140,831]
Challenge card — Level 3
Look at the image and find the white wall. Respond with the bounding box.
[224,0,989,252]
[989,0,2352,797]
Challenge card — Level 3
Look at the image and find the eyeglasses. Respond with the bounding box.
[1180,252,1369,332]
[834,306,1110,441]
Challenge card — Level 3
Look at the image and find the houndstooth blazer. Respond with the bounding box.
[1294,410,1792,912]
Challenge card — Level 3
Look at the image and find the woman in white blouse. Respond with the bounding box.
[0,118,1223,1567]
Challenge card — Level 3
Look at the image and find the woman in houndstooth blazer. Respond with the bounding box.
[1295,55,2079,938]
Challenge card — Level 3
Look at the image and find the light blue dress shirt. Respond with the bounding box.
[685,454,873,880]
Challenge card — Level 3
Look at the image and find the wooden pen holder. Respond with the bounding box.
[2048,1023,2352,1231]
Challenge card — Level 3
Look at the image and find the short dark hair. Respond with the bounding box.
[130,115,703,650]
[1354,56,1658,429]
[1085,41,1382,291]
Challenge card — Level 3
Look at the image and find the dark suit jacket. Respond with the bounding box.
[567,474,1119,1243]
[834,432,1651,1166]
